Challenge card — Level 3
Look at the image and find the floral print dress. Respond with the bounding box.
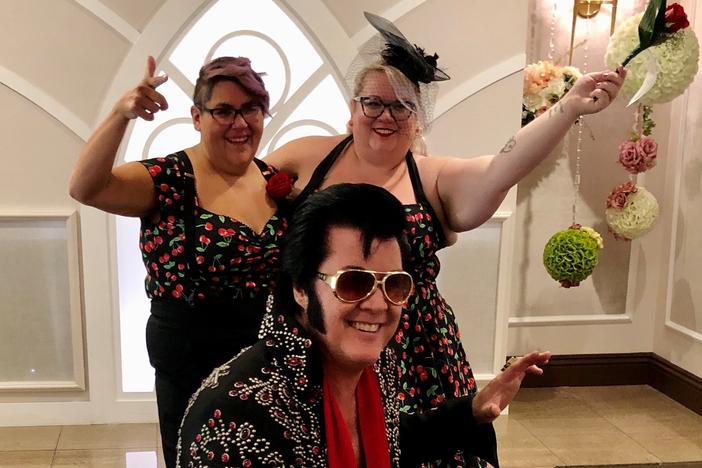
[138,150,288,468]
[139,152,287,305]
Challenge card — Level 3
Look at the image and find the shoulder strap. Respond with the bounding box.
[405,153,447,248]
[295,135,353,206]
[405,151,428,203]
[252,157,272,177]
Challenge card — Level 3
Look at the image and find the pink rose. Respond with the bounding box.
[617,140,642,174]
[607,181,637,209]
[636,137,658,171]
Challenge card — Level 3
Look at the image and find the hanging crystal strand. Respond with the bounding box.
[547,0,558,62]
[631,103,642,138]
[572,15,590,225]
[573,119,584,225]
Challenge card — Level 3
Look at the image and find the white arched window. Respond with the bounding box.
[116,0,349,392]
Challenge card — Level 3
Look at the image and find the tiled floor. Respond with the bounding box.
[499,385,702,468]
[0,385,701,467]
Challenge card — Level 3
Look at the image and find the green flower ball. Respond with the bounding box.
[543,227,601,288]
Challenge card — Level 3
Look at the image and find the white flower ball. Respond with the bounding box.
[605,186,659,240]
[605,13,699,105]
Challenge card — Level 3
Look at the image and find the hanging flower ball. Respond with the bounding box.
[543,224,603,288]
[605,12,699,105]
[605,183,659,240]
[617,136,658,174]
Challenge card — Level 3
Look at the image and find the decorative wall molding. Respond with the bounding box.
[509,314,632,327]
[0,400,156,427]
[492,210,516,377]
[0,211,85,392]
[97,0,210,120]
[433,54,525,121]
[350,0,427,46]
[74,0,141,43]
[280,0,356,78]
[666,320,702,344]
[662,57,700,344]
[491,210,514,221]
[0,65,91,140]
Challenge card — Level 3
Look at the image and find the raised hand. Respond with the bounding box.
[114,55,169,121]
[471,351,551,424]
[564,67,626,116]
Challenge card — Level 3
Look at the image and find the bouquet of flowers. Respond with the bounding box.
[522,61,582,126]
[605,2,698,105]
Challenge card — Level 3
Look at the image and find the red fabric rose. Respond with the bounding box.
[265,172,293,200]
[665,3,690,33]
[606,181,637,209]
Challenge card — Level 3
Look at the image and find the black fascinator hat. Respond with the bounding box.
[364,11,450,85]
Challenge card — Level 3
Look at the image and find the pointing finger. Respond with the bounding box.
[144,55,156,80]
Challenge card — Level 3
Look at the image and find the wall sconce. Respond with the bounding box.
[570,0,618,64]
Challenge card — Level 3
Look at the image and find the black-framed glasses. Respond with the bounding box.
[316,269,414,306]
[353,96,416,121]
[200,104,263,125]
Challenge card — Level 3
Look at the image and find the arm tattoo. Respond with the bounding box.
[548,101,565,117]
[499,136,517,154]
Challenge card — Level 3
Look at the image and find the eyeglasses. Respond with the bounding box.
[201,104,263,125]
[316,269,414,306]
[353,96,416,121]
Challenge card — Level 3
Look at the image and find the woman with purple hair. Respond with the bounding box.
[69,56,287,467]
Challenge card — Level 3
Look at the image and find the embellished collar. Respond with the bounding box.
[257,296,324,401]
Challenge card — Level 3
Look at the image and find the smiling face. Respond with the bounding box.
[294,226,403,374]
[191,79,263,173]
[350,70,420,157]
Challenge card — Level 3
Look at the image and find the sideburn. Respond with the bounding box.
[303,284,326,334]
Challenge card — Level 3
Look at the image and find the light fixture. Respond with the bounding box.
[570,0,618,64]
[575,0,605,18]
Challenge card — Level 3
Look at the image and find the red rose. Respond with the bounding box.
[265,172,294,200]
[665,3,689,33]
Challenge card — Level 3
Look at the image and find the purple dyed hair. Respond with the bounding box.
[193,56,270,114]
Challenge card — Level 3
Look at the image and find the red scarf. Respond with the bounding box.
[323,367,391,468]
